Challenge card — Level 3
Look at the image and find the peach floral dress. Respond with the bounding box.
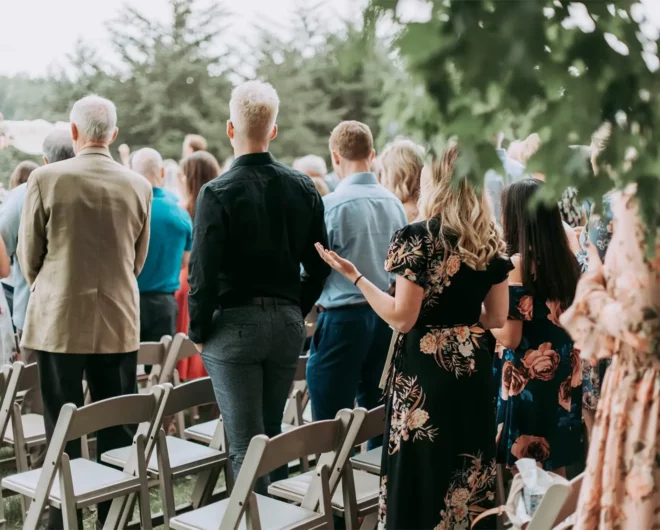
[560,190,660,529]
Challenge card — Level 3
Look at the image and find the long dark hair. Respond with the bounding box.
[180,151,220,219]
[502,178,580,308]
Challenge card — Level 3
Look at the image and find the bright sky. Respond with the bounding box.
[0,0,364,77]
[1,0,658,77]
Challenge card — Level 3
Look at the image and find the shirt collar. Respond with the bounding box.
[77,146,113,159]
[152,187,166,197]
[336,172,379,190]
[231,152,276,169]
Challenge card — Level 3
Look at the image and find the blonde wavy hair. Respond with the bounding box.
[418,144,507,270]
[379,139,425,204]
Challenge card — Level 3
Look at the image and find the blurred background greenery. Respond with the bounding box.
[1,0,658,230]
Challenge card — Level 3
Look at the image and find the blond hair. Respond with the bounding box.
[329,121,374,162]
[229,81,279,141]
[507,133,541,165]
[379,138,425,204]
[418,144,507,270]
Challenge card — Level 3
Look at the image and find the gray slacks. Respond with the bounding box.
[201,299,305,493]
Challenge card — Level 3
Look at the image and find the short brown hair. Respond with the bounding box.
[180,151,220,219]
[184,134,208,152]
[329,121,374,162]
[10,161,39,189]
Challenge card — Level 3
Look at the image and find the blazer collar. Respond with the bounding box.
[78,147,113,159]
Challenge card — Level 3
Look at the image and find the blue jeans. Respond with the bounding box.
[201,300,305,493]
[306,305,390,449]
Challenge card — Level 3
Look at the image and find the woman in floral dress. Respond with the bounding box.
[315,144,512,529]
[561,187,660,529]
[492,179,583,473]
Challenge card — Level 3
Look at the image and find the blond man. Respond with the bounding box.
[187,81,330,492]
[306,121,407,445]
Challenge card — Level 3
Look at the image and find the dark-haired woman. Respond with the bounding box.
[175,151,221,380]
[492,178,582,473]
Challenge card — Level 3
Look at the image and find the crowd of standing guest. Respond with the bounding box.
[0,79,657,530]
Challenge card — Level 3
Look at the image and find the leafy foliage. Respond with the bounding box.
[371,0,660,235]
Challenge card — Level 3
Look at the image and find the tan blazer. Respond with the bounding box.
[17,147,152,354]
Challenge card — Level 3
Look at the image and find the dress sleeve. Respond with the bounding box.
[508,285,533,321]
[384,224,429,287]
[560,192,660,359]
[489,256,514,285]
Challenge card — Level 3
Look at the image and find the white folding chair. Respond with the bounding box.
[170,408,361,530]
[0,362,48,504]
[349,405,385,475]
[101,377,232,527]
[528,473,584,530]
[269,406,382,530]
[137,335,173,390]
[2,385,170,530]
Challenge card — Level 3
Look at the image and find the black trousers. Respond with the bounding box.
[139,292,177,342]
[35,351,138,530]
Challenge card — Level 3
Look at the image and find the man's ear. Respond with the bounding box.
[43,156,49,165]
[109,127,119,145]
[226,120,234,140]
[269,124,278,141]
[160,166,166,182]
[368,148,376,163]
[331,150,341,167]
[71,123,79,142]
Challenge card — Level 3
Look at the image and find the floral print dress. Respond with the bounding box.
[493,285,583,470]
[577,194,614,410]
[379,220,512,530]
[560,190,660,530]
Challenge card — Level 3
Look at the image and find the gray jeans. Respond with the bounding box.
[201,299,305,493]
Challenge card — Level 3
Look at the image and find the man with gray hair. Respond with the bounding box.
[188,81,330,492]
[0,129,75,349]
[132,148,192,348]
[17,95,152,529]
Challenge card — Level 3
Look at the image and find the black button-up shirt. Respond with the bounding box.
[187,152,330,343]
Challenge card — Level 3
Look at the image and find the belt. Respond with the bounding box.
[222,297,296,309]
[317,302,369,313]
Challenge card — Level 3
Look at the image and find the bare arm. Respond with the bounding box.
[0,237,10,279]
[315,244,424,333]
[491,256,523,349]
[480,279,509,330]
[181,251,190,270]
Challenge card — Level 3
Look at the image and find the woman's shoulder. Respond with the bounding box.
[508,254,524,285]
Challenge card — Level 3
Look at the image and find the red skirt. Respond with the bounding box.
[175,266,207,380]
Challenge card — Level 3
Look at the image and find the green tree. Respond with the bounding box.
[252,6,398,162]
[51,0,235,163]
[371,0,660,236]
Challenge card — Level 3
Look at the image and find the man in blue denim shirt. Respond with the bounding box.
[307,121,407,434]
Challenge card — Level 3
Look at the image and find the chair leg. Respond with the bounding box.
[359,513,378,530]
[341,464,359,530]
[245,492,262,530]
[59,454,79,530]
[156,431,175,528]
[318,466,335,530]
[135,435,153,530]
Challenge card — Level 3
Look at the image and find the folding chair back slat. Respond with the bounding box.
[67,392,164,442]
[158,333,191,384]
[354,405,385,446]
[163,377,216,416]
[256,418,346,478]
[553,472,584,526]
[16,362,39,393]
[138,336,172,367]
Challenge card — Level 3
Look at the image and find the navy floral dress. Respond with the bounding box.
[577,195,614,410]
[379,220,512,529]
[493,286,583,470]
